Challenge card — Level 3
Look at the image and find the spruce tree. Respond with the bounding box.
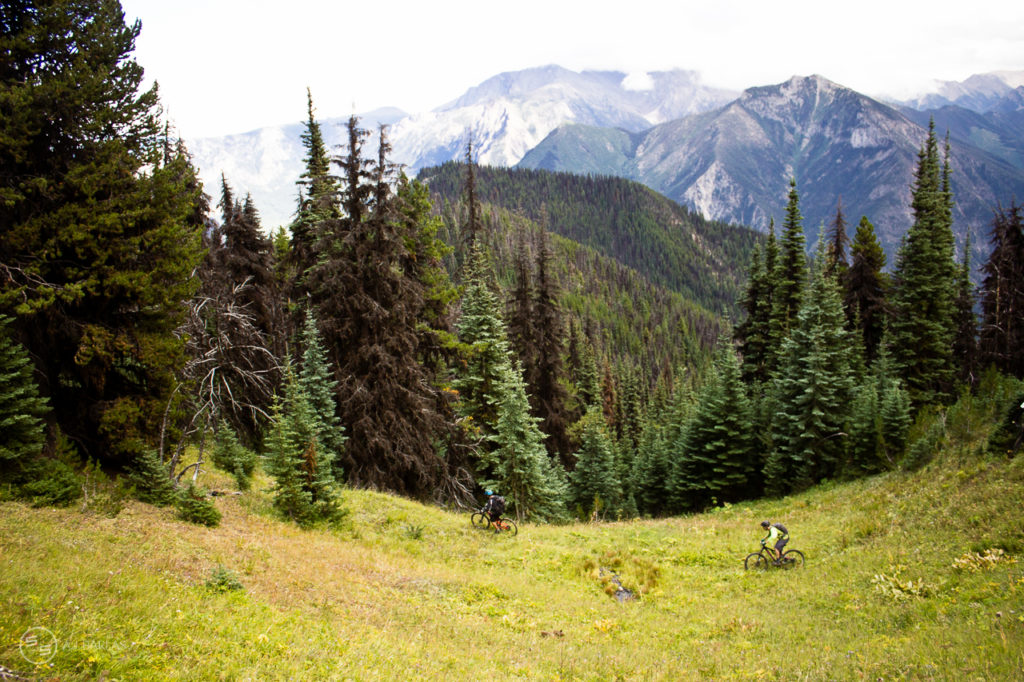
[297,309,346,477]
[454,243,511,434]
[527,226,575,464]
[290,88,340,280]
[306,118,453,497]
[890,120,958,405]
[768,180,807,364]
[569,406,620,519]
[672,340,758,509]
[484,360,568,522]
[0,316,50,464]
[265,360,342,525]
[844,216,889,363]
[952,240,978,385]
[1,1,206,467]
[766,238,856,495]
[825,197,850,281]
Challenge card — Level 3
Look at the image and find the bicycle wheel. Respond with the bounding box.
[780,549,804,569]
[470,512,490,530]
[744,552,768,570]
[498,518,518,536]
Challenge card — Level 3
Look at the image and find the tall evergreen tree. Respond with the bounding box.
[305,118,455,497]
[844,216,889,363]
[569,406,620,519]
[890,120,958,405]
[979,203,1024,378]
[297,309,346,476]
[952,238,978,385]
[527,226,575,464]
[736,222,776,384]
[825,197,850,281]
[765,239,856,495]
[483,359,568,522]
[0,0,206,466]
[0,316,50,464]
[453,242,513,449]
[672,339,758,510]
[290,88,340,279]
[768,180,807,364]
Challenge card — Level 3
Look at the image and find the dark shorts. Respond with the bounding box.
[775,538,788,553]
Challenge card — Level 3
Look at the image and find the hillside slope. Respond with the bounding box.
[2,391,1022,680]
[422,163,759,317]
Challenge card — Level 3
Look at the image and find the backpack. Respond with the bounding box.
[772,523,788,536]
[488,495,506,516]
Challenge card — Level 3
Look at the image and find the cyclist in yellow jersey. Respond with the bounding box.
[760,520,789,564]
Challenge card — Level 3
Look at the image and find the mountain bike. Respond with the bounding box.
[470,509,518,536]
[744,544,804,570]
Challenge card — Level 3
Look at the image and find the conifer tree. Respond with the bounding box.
[290,88,340,280]
[0,316,50,464]
[672,340,758,509]
[527,226,575,464]
[952,239,978,385]
[0,1,206,467]
[297,309,346,476]
[305,118,454,497]
[890,120,958,405]
[454,242,514,451]
[768,180,807,363]
[825,197,850,281]
[979,203,1024,378]
[844,216,889,363]
[265,360,342,525]
[569,406,620,519]
[484,359,568,522]
[506,226,536,389]
[765,239,855,495]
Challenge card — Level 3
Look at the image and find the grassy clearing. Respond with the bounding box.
[2,441,1023,679]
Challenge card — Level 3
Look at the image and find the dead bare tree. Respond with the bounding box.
[162,277,280,481]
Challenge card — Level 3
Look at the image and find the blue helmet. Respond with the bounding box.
[485,489,494,496]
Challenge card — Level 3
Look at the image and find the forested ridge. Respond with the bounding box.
[420,162,760,316]
[2,1,1023,539]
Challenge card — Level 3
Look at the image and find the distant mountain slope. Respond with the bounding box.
[520,75,1024,262]
[899,101,1024,171]
[420,163,760,316]
[389,65,737,172]
[897,71,1024,112]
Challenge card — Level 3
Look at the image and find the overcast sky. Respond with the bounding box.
[120,0,1024,140]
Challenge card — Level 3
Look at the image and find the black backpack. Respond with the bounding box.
[488,495,506,516]
[772,523,788,535]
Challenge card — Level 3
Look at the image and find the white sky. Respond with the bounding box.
[120,0,1024,140]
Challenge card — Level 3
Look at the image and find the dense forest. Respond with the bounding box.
[2,1,1023,528]
[420,162,760,316]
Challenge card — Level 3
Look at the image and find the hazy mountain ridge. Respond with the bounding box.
[520,75,1024,262]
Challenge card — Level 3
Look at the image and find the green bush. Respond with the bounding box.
[16,457,82,507]
[129,449,178,506]
[175,482,221,527]
[80,459,133,517]
[987,391,1024,458]
[211,423,257,491]
[205,565,244,592]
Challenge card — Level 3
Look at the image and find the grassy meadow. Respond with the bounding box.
[2,398,1023,680]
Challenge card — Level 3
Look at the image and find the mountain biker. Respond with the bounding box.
[483,490,505,523]
[760,520,789,564]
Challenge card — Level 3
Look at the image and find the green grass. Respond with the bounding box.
[2,439,1023,679]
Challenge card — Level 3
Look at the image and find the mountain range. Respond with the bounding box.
[189,66,1024,262]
